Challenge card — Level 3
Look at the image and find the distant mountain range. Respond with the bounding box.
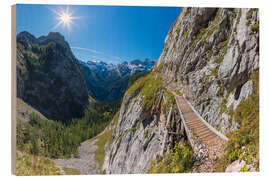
[16,31,155,123]
[79,58,155,102]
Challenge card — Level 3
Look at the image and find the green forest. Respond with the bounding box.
[16,101,120,158]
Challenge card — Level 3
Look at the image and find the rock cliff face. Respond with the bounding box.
[16,31,89,123]
[157,7,259,134]
[102,72,185,173]
[102,7,259,173]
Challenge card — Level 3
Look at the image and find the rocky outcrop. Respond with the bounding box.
[16,31,89,123]
[102,73,186,173]
[103,96,164,173]
[225,158,257,172]
[157,8,259,135]
[17,98,48,122]
[225,159,246,172]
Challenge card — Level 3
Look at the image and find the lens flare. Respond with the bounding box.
[51,6,79,31]
[60,12,71,25]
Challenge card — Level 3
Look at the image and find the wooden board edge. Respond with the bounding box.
[11,4,16,175]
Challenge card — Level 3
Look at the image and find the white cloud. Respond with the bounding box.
[71,46,103,54]
[71,46,123,64]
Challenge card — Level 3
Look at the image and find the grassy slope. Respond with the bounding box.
[17,98,48,121]
[16,99,62,176]
[88,111,119,171]
[16,151,61,176]
[124,72,163,111]
[88,129,113,170]
[216,70,259,171]
[62,167,81,175]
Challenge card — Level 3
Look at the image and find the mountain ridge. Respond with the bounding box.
[16,30,156,121]
[16,31,90,123]
[79,58,155,102]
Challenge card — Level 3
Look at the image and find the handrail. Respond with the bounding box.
[174,95,197,151]
[182,95,228,141]
[167,87,228,152]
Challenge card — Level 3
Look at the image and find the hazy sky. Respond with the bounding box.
[16,4,180,64]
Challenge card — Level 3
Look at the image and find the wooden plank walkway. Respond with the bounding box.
[170,90,228,151]
[167,89,228,172]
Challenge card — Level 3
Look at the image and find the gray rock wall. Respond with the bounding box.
[158,8,259,134]
[103,89,184,173]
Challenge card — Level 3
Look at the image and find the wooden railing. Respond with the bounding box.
[171,91,228,151]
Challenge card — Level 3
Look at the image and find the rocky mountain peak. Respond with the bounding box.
[17,31,37,43]
[37,32,69,50]
[47,32,65,41]
[16,31,89,123]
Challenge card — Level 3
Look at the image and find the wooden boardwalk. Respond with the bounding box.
[166,89,228,172]
[171,90,228,151]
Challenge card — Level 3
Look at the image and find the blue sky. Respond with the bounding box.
[17,4,180,64]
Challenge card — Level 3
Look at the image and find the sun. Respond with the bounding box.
[60,12,71,25]
[51,6,78,31]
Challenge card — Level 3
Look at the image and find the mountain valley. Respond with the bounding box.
[15,7,259,175]
[79,58,155,102]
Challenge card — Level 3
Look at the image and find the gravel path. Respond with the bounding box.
[192,142,225,173]
[54,139,100,175]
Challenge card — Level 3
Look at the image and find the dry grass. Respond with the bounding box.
[16,150,61,176]
[63,167,80,175]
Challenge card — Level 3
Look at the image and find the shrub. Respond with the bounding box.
[127,71,149,89]
[162,90,176,114]
[176,90,183,97]
[153,61,165,72]
[190,27,207,49]
[217,84,225,97]
[246,9,255,26]
[236,9,242,26]
[148,142,194,173]
[216,70,259,172]
[251,23,259,34]
[211,67,219,78]
[176,26,181,35]
[183,24,192,39]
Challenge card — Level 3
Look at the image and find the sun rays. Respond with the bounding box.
[51,6,79,31]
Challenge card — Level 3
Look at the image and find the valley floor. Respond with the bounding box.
[54,138,100,175]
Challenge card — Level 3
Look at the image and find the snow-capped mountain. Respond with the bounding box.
[79,59,155,102]
[80,58,155,76]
